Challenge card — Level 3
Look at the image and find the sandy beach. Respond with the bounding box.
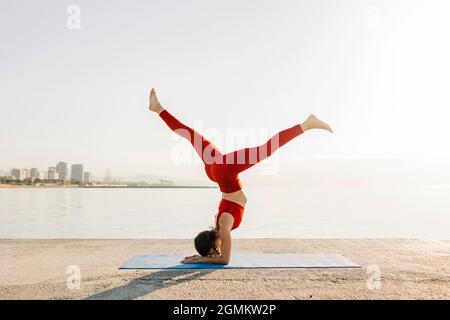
[1,239,449,300]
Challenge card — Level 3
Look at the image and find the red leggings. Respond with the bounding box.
[159,109,303,193]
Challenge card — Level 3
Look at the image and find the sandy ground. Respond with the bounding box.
[0,239,449,300]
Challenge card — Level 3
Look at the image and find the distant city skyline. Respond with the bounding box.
[3,160,93,183]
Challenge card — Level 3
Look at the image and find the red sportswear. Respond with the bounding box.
[159,109,303,230]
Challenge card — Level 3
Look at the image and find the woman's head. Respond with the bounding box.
[194,228,221,256]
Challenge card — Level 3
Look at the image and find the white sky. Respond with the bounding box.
[1,0,450,179]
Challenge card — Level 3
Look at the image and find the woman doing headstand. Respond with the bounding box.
[149,88,333,264]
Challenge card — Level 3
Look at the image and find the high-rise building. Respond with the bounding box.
[56,162,68,181]
[48,167,59,180]
[30,168,39,179]
[39,171,47,180]
[20,169,29,180]
[71,164,84,183]
[83,172,92,183]
[10,169,29,181]
[104,168,112,183]
[0,169,4,177]
[11,168,20,180]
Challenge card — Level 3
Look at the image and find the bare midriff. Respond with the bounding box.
[221,189,247,208]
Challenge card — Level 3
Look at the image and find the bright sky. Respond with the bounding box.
[1,0,450,180]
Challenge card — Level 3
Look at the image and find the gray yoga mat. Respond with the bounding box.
[119,254,360,269]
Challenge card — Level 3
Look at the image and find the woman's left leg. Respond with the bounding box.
[158,108,222,163]
[150,88,222,164]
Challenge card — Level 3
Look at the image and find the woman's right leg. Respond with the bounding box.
[222,114,333,176]
[222,124,304,176]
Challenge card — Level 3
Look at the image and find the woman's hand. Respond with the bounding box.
[181,255,202,264]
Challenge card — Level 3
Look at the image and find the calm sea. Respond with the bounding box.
[0,186,449,239]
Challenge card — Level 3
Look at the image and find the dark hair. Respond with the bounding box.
[194,229,219,256]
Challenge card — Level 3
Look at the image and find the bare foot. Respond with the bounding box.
[149,88,164,114]
[301,114,333,133]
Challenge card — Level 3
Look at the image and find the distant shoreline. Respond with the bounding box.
[0,184,217,189]
[84,185,217,189]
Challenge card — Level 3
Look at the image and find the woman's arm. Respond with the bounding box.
[197,227,231,265]
[181,213,234,265]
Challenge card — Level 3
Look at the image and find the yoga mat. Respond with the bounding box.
[119,254,360,269]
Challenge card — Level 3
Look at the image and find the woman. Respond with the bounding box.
[149,88,332,265]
